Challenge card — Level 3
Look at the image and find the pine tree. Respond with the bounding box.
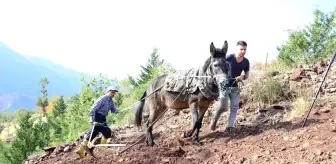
[5,111,39,164]
[50,96,67,140]
[34,77,51,147]
[52,96,67,118]
[36,77,49,113]
[129,48,164,87]
[114,93,123,108]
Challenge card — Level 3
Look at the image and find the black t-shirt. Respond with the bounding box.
[225,54,250,87]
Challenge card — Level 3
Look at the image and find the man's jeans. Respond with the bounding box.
[212,78,240,128]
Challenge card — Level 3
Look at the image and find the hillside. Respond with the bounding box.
[24,60,336,164]
[0,42,94,111]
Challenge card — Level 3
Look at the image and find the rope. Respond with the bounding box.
[114,85,164,114]
[114,75,243,155]
[115,75,237,114]
[116,88,186,156]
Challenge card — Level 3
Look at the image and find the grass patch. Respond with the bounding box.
[252,77,290,107]
[286,87,314,120]
[330,64,336,76]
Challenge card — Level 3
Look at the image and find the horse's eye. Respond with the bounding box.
[213,61,219,67]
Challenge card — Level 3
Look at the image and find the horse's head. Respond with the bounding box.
[202,40,229,81]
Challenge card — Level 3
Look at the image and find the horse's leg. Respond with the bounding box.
[183,102,198,138]
[192,108,207,145]
[146,98,165,147]
[145,119,151,146]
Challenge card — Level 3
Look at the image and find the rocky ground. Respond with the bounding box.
[24,60,336,164]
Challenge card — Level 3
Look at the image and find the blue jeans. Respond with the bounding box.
[212,78,241,128]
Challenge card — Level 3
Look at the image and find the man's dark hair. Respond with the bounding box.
[236,40,247,46]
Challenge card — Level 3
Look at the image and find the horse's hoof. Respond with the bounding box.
[147,140,156,147]
[192,136,200,145]
[146,139,149,146]
[183,131,191,138]
[153,142,160,148]
[84,146,97,159]
[183,131,188,138]
[148,142,156,147]
[192,140,200,145]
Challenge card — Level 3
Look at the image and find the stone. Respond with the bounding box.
[331,127,336,132]
[292,136,299,141]
[43,146,56,153]
[311,75,319,81]
[289,81,298,91]
[63,146,71,152]
[328,88,336,93]
[314,60,327,74]
[303,142,309,148]
[269,71,280,77]
[306,71,318,77]
[315,150,323,155]
[291,65,303,81]
[253,155,262,160]
[320,108,330,113]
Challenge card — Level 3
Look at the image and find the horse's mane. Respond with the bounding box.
[200,57,211,76]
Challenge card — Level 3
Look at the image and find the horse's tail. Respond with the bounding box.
[134,90,147,127]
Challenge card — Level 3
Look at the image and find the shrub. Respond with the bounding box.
[252,77,290,106]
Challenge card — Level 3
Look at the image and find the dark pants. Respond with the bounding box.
[84,113,112,141]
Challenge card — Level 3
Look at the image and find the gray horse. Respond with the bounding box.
[134,41,229,146]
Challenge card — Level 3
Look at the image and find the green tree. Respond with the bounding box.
[277,8,336,66]
[36,77,49,113]
[114,93,123,108]
[0,111,39,164]
[128,48,165,87]
[49,96,67,141]
[52,96,67,118]
[127,48,175,100]
[34,77,51,148]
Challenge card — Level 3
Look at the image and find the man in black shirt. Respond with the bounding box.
[210,40,250,132]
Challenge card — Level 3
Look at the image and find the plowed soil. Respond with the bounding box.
[38,100,336,164]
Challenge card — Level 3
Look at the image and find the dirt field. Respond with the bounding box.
[32,101,336,164]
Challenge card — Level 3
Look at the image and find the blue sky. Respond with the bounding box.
[0,0,335,79]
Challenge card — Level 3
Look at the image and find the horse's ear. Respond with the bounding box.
[210,42,215,55]
[222,40,228,55]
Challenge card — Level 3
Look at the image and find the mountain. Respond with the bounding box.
[0,42,95,111]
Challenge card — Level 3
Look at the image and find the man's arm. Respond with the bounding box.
[110,100,118,114]
[88,97,104,121]
[243,71,249,80]
[243,59,250,80]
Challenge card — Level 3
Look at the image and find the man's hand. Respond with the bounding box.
[235,75,245,81]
